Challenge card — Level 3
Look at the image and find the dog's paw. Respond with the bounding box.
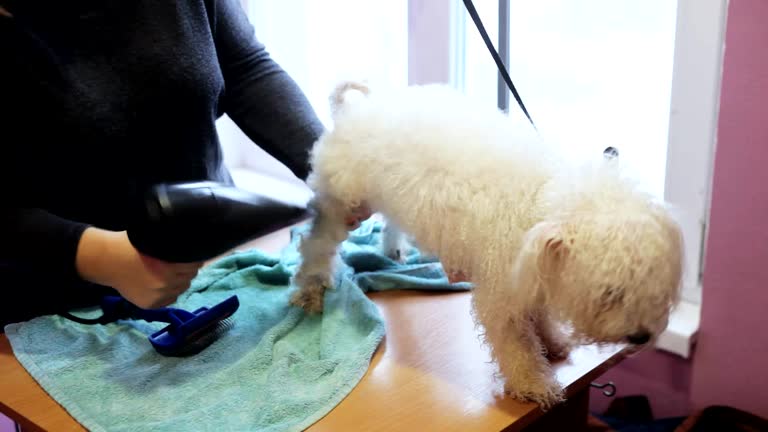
[504,378,564,410]
[294,271,333,290]
[290,273,332,313]
[290,288,325,314]
[543,338,573,361]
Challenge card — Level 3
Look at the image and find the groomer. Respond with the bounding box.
[0,0,325,329]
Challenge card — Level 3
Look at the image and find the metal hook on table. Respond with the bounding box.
[590,381,617,397]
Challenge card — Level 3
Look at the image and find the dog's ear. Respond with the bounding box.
[509,222,568,305]
[545,237,566,263]
[539,223,569,272]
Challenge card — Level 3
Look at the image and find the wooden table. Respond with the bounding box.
[0,225,627,432]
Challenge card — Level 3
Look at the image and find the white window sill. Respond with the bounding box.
[654,298,700,358]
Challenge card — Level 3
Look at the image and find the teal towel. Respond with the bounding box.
[5,220,470,432]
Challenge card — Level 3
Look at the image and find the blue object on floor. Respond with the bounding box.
[4,220,470,432]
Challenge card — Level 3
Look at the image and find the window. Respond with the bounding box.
[447,0,727,356]
[459,0,677,199]
[244,0,409,127]
[448,0,726,309]
[218,0,408,197]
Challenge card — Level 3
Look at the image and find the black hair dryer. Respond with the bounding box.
[126,181,309,263]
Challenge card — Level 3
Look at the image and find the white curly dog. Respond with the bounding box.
[290,81,684,408]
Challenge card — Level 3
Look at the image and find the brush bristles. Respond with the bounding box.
[173,318,235,357]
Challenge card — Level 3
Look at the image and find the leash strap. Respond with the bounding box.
[461,0,536,129]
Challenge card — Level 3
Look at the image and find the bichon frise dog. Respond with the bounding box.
[290,81,684,408]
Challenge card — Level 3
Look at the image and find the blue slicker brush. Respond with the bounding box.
[61,295,240,357]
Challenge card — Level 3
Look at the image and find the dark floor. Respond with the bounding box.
[589,395,768,432]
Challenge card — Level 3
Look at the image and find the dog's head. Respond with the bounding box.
[514,203,684,348]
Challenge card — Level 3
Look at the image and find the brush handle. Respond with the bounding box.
[60,296,193,325]
[100,296,196,325]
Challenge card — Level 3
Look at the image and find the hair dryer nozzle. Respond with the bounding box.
[127,181,309,262]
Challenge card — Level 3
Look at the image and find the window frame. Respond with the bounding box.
[662,0,728,305]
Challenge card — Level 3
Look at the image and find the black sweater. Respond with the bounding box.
[0,0,324,322]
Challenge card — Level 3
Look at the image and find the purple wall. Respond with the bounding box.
[590,349,693,418]
[0,415,13,432]
[689,0,768,417]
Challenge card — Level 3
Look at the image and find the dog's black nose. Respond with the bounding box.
[626,331,651,345]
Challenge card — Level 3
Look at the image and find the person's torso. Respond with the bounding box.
[1,0,232,229]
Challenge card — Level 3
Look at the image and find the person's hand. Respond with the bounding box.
[76,227,203,309]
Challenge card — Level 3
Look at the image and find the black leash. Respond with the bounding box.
[462,0,536,129]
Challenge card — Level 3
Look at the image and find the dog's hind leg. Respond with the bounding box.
[290,197,350,313]
[381,219,409,263]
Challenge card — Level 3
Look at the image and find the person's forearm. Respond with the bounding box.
[74,226,122,287]
[1,208,91,279]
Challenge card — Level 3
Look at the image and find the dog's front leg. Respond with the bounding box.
[291,202,350,313]
[489,316,565,409]
[532,309,573,361]
[472,284,564,409]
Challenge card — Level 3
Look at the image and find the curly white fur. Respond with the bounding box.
[290,81,684,409]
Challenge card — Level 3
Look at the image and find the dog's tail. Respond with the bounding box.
[329,80,370,118]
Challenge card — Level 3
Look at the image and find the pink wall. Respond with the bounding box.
[689,0,768,417]
[408,0,450,85]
